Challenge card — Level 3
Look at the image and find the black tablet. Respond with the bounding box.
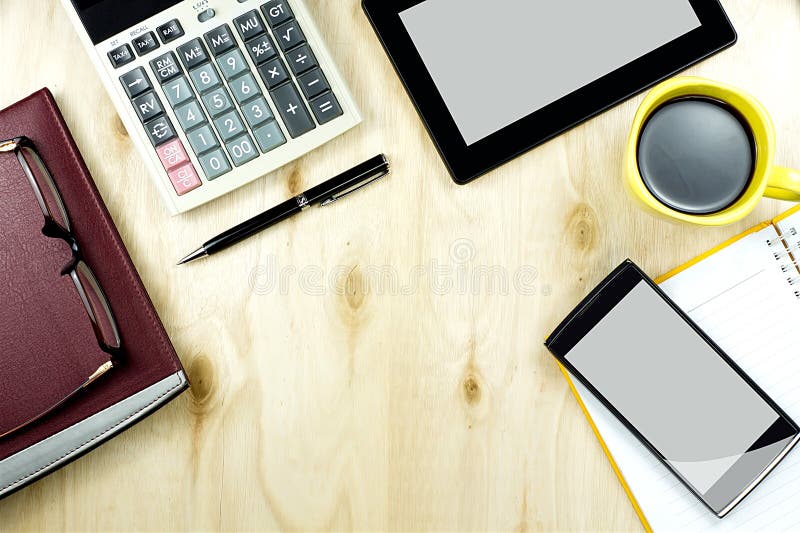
[362,0,737,184]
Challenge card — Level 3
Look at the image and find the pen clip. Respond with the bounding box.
[320,165,390,207]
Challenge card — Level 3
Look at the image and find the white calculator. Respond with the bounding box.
[60,0,361,214]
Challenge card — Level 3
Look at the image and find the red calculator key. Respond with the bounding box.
[168,163,202,195]
[156,138,191,171]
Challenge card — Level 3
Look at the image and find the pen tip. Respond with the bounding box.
[177,247,208,265]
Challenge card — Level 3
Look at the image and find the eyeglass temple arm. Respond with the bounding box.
[0,137,29,152]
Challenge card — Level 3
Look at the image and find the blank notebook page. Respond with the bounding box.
[571,212,800,531]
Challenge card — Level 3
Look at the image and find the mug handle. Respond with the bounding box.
[765,167,800,202]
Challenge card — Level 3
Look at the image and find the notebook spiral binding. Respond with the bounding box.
[766,227,800,298]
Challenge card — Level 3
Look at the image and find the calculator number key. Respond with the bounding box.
[187,124,220,155]
[189,64,222,93]
[217,49,248,80]
[175,100,207,130]
[242,97,274,127]
[199,148,232,180]
[163,76,194,107]
[213,110,246,142]
[226,134,259,167]
[230,73,262,104]
[202,87,234,118]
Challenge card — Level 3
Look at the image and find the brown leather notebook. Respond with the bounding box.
[0,89,188,499]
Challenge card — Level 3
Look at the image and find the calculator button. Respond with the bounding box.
[168,163,202,196]
[310,92,343,124]
[253,121,286,153]
[286,44,317,76]
[216,49,248,80]
[108,44,134,68]
[204,24,236,56]
[274,21,305,51]
[157,19,184,44]
[187,124,220,155]
[132,91,164,122]
[177,38,210,70]
[198,8,216,23]
[202,87,234,117]
[270,82,315,138]
[234,9,267,41]
[150,51,182,83]
[262,1,294,28]
[144,115,177,146]
[297,68,329,100]
[156,138,191,171]
[226,134,259,167]
[120,67,152,98]
[230,72,262,104]
[162,75,194,107]
[213,110,246,142]
[175,100,207,130]
[241,96,274,127]
[257,57,289,89]
[132,31,159,56]
[199,148,232,180]
[189,63,222,93]
[245,34,277,65]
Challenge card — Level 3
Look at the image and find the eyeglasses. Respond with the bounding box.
[0,136,123,438]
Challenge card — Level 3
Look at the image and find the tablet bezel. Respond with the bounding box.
[362,0,737,184]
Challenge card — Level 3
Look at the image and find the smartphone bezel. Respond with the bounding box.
[545,260,799,518]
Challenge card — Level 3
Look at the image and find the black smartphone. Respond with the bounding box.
[546,260,799,518]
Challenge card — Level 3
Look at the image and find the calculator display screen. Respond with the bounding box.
[72,0,182,44]
[400,0,702,145]
[563,278,796,513]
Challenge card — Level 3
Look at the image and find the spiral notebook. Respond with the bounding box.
[563,205,800,531]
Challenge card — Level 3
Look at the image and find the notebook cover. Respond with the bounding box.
[0,89,187,496]
[556,217,791,531]
[0,143,111,438]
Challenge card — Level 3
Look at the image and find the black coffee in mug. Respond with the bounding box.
[637,97,756,215]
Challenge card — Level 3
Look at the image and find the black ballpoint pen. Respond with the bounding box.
[178,154,390,265]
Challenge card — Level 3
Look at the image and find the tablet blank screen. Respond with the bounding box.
[400,0,701,145]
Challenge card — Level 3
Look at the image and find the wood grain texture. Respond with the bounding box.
[1,0,799,530]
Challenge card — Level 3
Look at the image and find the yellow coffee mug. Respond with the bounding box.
[626,77,800,226]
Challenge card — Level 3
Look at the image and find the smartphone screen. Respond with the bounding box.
[546,262,799,517]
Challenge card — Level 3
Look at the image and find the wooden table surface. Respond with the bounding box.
[2,1,800,530]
